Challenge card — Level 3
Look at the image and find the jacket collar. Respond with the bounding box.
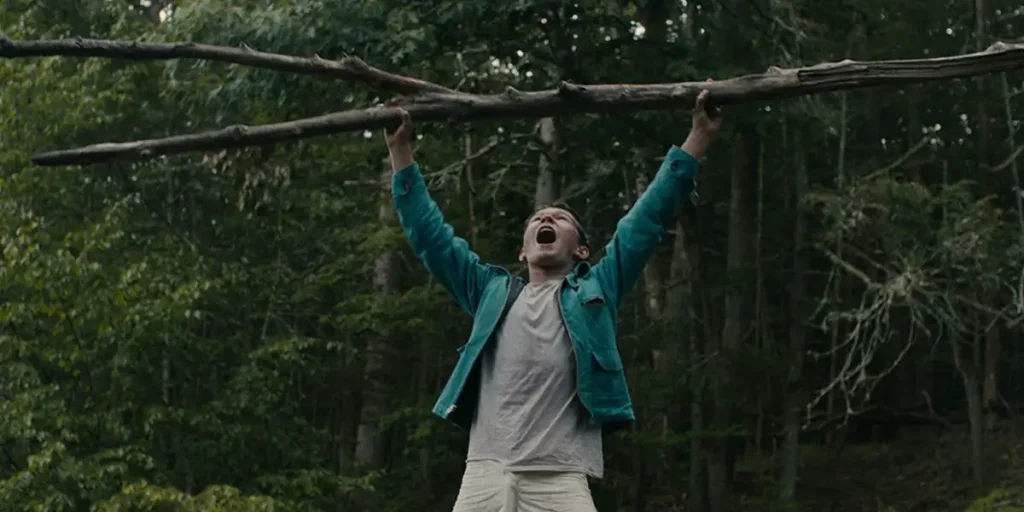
[565,261,591,289]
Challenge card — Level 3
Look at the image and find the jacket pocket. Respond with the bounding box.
[578,279,607,307]
[586,348,629,410]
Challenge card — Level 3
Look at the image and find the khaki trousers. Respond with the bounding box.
[451,461,598,512]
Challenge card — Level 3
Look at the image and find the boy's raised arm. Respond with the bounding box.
[591,84,723,306]
[387,110,498,315]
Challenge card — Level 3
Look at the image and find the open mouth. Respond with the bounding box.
[536,226,557,244]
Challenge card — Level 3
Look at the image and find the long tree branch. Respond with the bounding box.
[0,36,454,95]
[12,39,1024,166]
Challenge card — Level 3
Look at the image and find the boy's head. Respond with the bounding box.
[519,202,590,269]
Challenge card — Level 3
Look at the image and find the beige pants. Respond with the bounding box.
[451,461,598,512]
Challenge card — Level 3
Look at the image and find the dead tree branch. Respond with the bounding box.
[3,37,1024,166]
[0,36,453,95]
[981,145,1024,172]
[862,136,932,181]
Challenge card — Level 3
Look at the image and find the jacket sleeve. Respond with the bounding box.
[591,146,699,307]
[392,162,497,315]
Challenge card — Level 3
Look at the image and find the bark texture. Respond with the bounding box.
[0,36,452,94]
[0,37,1019,166]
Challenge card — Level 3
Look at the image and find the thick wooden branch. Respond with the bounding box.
[18,40,1024,166]
[0,36,453,95]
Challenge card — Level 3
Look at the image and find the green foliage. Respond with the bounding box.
[737,471,797,512]
[966,487,1024,512]
[2,0,1023,511]
[96,483,293,512]
[808,173,1016,277]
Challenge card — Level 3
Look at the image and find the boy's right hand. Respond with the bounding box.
[385,108,415,172]
[680,79,722,161]
[385,108,413,148]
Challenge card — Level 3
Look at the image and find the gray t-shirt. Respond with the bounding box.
[466,279,604,478]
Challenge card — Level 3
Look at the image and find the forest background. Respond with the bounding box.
[2,0,1024,511]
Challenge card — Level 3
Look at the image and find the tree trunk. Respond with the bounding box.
[971,0,1003,434]
[668,215,708,512]
[974,0,990,161]
[465,131,480,247]
[983,322,1002,430]
[355,167,398,469]
[780,127,808,502]
[682,0,696,46]
[752,132,766,455]
[944,159,985,485]
[709,131,756,512]
[826,93,848,452]
[534,118,559,207]
[964,367,986,485]
[954,333,986,485]
[337,374,360,473]
[630,172,658,512]
[417,312,436,491]
[1001,73,1024,232]
[985,73,1023,432]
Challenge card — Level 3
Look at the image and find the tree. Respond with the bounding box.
[3,1,1024,511]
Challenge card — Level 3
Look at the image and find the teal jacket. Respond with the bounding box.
[392,146,699,431]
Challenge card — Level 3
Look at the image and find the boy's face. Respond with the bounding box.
[520,207,589,268]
